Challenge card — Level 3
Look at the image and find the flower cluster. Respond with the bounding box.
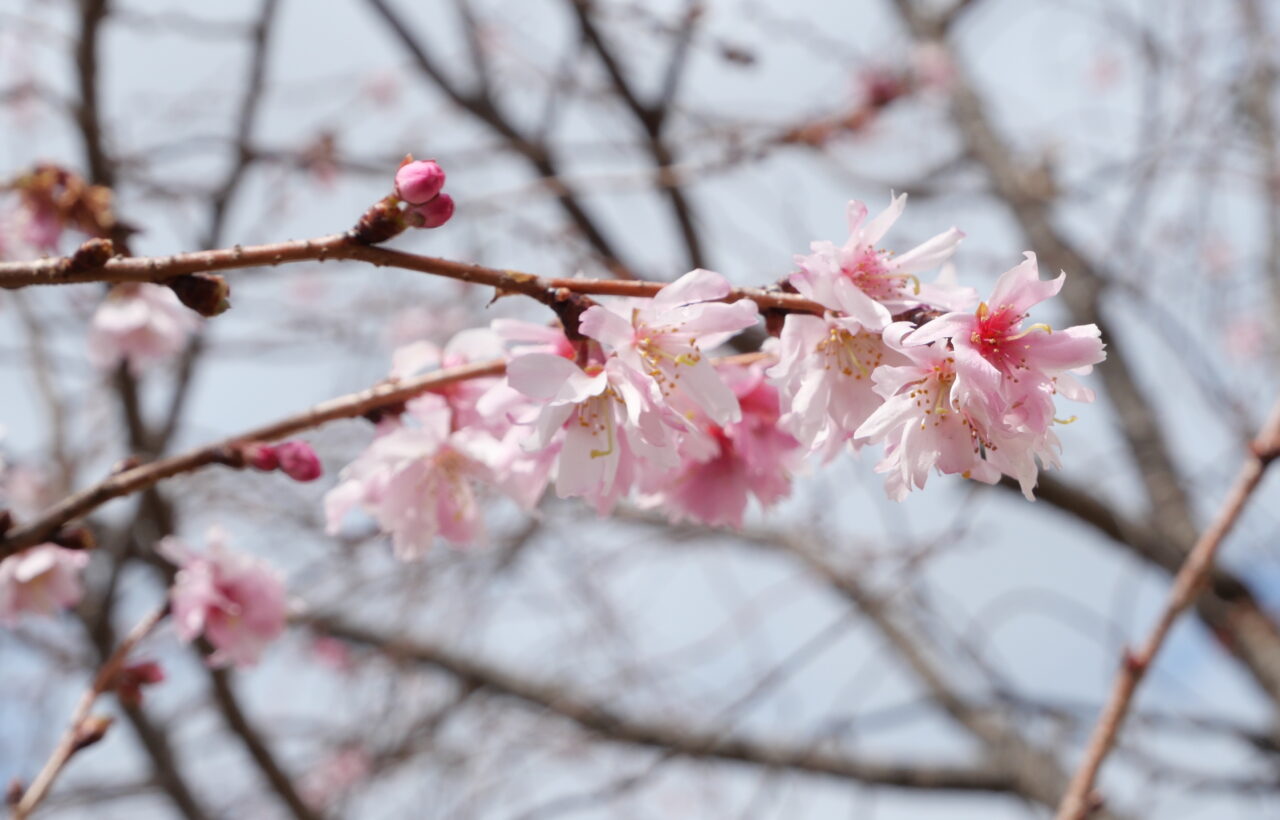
[325,195,1104,556]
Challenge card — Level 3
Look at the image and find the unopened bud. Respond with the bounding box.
[63,237,114,275]
[276,440,323,482]
[6,779,22,806]
[245,443,279,472]
[111,661,166,709]
[394,159,446,205]
[71,715,113,752]
[167,273,231,317]
[409,193,455,229]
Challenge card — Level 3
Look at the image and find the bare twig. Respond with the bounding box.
[12,606,168,819]
[1055,400,1280,819]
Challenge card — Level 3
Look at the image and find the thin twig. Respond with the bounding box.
[0,359,506,558]
[1055,399,1280,819]
[12,606,168,819]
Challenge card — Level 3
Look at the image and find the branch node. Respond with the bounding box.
[351,195,409,245]
[167,273,231,317]
[61,237,114,275]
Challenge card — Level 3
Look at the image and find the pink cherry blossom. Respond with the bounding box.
[506,352,679,513]
[768,311,904,459]
[909,253,1106,432]
[325,393,492,558]
[855,323,1059,499]
[648,363,802,528]
[88,283,200,374]
[0,544,90,625]
[792,195,966,314]
[578,268,759,426]
[159,529,287,668]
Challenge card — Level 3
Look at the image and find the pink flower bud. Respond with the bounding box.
[112,660,166,708]
[394,160,446,205]
[409,193,455,229]
[245,444,279,472]
[276,441,323,482]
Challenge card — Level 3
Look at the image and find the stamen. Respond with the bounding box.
[590,401,616,459]
[1006,322,1052,341]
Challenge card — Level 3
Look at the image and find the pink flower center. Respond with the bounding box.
[841,247,917,300]
[969,302,1052,374]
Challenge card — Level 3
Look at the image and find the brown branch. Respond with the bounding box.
[0,232,824,313]
[206,663,325,820]
[308,617,1020,795]
[0,359,505,558]
[570,0,707,270]
[11,606,168,819]
[1055,400,1280,819]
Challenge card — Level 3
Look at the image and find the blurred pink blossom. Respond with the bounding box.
[88,284,199,374]
[160,529,287,668]
[0,544,90,625]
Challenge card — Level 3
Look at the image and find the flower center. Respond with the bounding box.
[970,302,1052,372]
[842,247,920,300]
[815,325,886,380]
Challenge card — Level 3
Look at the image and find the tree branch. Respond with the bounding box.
[1056,400,1280,817]
[12,607,168,819]
[308,617,1020,795]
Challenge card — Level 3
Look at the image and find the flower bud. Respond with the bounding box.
[71,715,113,753]
[394,160,446,205]
[167,273,231,317]
[245,444,279,472]
[111,661,166,709]
[276,441,323,482]
[409,193,455,229]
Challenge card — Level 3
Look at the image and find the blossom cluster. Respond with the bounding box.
[0,192,1104,671]
[325,195,1105,553]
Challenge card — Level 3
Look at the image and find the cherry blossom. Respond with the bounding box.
[646,362,802,528]
[855,323,1061,499]
[506,352,680,513]
[0,544,90,625]
[88,283,199,374]
[909,253,1106,432]
[769,310,903,459]
[159,529,287,668]
[792,195,966,315]
[578,268,759,425]
[324,393,492,558]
